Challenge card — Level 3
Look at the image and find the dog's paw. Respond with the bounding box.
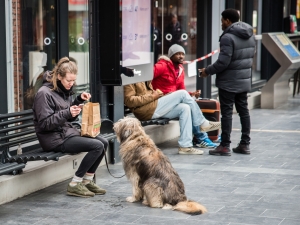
[126,196,137,202]
[142,199,149,206]
[162,204,173,210]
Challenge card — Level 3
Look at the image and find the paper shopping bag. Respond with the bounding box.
[81,102,101,138]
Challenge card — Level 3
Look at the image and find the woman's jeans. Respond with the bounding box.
[56,135,108,178]
[218,88,251,147]
[151,90,206,147]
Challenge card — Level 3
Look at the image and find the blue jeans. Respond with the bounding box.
[193,126,208,141]
[152,90,206,147]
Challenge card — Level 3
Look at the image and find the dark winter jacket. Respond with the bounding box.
[205,22,256,93]
[32,71,84,151]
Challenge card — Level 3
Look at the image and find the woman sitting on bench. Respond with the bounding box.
[32,57,107,198]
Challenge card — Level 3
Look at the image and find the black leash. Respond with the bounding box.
[104,147,125,178]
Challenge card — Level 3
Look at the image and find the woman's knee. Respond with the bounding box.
[88,140,105,156]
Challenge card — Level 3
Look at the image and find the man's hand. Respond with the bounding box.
[121,67,134,77]
[199,68,208,78]
[190,90,201,99]
[152,90,163,100]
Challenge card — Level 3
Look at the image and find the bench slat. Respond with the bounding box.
[0,123,34,134]
[0,129,35,141]
[0,109,33,120]
[0,162,25,176]
[0,134,37,148]
[0,116,33,127]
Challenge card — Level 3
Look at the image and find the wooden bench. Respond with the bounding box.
[0,110,116,176]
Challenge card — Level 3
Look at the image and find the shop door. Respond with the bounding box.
[151,0,198,92]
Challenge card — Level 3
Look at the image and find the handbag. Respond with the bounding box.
[81,102,101,138]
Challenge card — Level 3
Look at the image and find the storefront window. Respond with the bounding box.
[68,0,90,94]
[10,0,57,111]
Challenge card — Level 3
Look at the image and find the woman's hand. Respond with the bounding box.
[81,92,91,101]
[70,105,81,117]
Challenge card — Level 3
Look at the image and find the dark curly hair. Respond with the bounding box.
[221,8,240,23]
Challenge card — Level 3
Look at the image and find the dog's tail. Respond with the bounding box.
[173,200,207,215]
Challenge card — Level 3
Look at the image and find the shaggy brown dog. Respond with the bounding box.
[113,117,207,214]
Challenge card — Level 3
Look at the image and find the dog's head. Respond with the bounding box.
[113,117,144,143]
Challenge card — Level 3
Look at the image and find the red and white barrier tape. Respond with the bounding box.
[183,49,219,64]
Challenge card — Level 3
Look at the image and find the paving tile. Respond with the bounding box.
[261,209,300,220]
[188,212,284,224]
[279,218,300,225]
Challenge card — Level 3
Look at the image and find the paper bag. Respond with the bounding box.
[81,102,101,138]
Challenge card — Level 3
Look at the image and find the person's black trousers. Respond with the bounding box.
[56,135,108,178]
[218,88,251,147]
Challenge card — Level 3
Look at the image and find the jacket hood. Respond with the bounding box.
[42,71,54,88]
[157,55,184,78]
[222,21,253,40]
[41,70,75,95]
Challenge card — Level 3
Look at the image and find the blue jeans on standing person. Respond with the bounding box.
[151,90,207,148]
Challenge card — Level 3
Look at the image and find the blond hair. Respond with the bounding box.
[48,57,78,91]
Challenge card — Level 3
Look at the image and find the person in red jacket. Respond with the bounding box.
[152,44,217,149]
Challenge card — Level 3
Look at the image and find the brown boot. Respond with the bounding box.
[232,144,250,154]
[209,145,231,156]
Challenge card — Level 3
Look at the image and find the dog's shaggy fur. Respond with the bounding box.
[113,117,207,214]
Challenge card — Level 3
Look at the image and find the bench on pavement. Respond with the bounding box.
[0,109,116,176]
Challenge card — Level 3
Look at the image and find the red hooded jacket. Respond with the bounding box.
[152,56,186,94]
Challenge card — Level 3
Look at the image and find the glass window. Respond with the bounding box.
[68,0,90,95]
[152,0,197,92]
[11,0,57,111]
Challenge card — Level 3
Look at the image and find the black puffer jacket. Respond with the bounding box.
[32,71,84,151]
[205,22,256,93]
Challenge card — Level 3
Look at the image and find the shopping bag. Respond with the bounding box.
[81,102,101,138]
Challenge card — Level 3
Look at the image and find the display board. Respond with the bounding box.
[271,33,300,59]
[120,0,154,85]
[98,0,153,86]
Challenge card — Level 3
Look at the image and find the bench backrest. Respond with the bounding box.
[0,109,39,162]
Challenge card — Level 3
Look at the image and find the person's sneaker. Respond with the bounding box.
[200,121,221,132]
[194,138,217,149]
[67,182,95,198]
[213,134,221,143]
[232,144,250,154]
[209,145,231,156]
[85,181,106,195]
[178,147,204,155]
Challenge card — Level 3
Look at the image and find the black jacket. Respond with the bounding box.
[32,71,84,151]
[206,22,256,93]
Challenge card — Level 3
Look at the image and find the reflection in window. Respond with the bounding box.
[69,0,90,95]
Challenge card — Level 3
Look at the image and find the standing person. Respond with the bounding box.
[151,20,162,62]
[165,14,183,49]
[33,57,107,197]
[200,8,255,156]
[124,81,221,155]
[152,44,217,149]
